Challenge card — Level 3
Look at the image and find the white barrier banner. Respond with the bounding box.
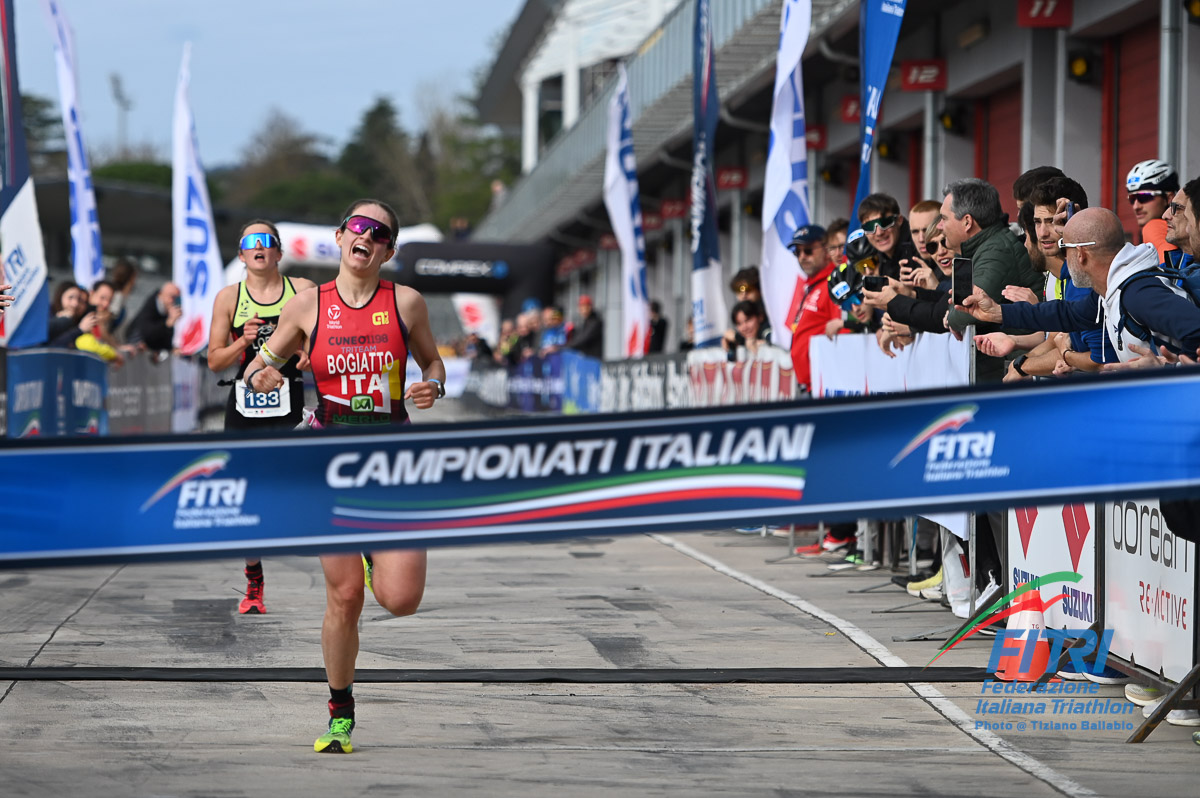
[685,345,797,407]
[1104,498,1196,681]
[170,355,200,433]
[1008,504,1097,630]
[406,356,469,399]
[810,332,970,396]
[811,332,970,537]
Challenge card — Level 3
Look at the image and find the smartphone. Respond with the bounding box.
[952,257,973,306]
[172,294,182,308]
[863,275,889,292]
[1065,201,1075,221]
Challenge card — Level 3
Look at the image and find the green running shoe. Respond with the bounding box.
[362,554,374,595]
[314,716,355,753]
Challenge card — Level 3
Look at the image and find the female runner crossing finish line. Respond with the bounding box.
[208,219,317,614]
[243,199,446,753]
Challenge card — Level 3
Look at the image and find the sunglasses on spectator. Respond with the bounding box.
[239,232,280,250]
[1167,202,1186,216]
[341,215,395,245]
[924,239,948,255]
[862,215,897,234]
[1058,238,1097,250]
[795,246,818,256]
[1127,191,1168,205]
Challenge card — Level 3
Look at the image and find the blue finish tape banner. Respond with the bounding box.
[5,348,107,437]
[3,371,1200,567]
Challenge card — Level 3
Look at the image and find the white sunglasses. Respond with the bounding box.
[1058,238,1096,250]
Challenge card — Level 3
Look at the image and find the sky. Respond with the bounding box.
[14,0,525,167]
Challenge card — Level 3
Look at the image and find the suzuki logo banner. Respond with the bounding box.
[760,0,812,349]
[5,371,1200,567]
[172,43,223,355]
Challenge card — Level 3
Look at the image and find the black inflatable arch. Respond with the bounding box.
[392,241,555,321]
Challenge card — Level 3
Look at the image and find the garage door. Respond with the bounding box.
[976,83,1023,222]
[1111,20,1160,240]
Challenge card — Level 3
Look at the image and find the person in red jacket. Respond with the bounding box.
[784,225,842,394]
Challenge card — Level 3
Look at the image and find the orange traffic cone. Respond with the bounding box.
[993,591,1052,682]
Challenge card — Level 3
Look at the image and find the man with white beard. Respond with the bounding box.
[959,207,1200,363]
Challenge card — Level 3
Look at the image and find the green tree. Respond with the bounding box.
[222,109,333,207]
[425,103,520,233]
[92,161,171,189]
[250,172,370,221]
[338,98,432,226]
[21,93,66,176]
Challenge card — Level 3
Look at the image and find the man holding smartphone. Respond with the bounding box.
[127,281,184,353]
[939,178,1044,383]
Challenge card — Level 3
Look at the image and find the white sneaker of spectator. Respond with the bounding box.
[1142,697,1200,726]
[1124,683,1162,706]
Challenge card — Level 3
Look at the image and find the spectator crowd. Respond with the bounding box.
[45,261,185,367]
[754,157,1200,730]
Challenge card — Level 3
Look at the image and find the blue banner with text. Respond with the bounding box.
[3,372,1199,567]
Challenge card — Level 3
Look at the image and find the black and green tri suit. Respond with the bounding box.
[223,277,305,430]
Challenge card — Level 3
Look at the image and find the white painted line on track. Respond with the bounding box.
[651,534,1099,798]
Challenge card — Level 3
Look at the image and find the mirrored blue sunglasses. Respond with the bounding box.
[239,232,280,250]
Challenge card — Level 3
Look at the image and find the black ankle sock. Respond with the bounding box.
[245,562,263,581]
[329,685,355,719]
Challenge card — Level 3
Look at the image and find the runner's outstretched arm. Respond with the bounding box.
[245,288,316,393]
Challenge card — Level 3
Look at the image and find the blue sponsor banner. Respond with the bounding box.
[562,350,601,414]
[689,0,728,347]
[5,349,107,438]
[4,371,1200,567]
[850,0,906,229]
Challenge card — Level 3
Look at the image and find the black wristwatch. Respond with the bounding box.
[1012,354,1030,377]
[429,378,446,398]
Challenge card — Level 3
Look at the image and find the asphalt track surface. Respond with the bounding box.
[2,405,1196,796]
[2,529,1196,797]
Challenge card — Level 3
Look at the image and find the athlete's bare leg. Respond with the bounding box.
[368,549,427,616]
[320,553,366,689]
[319,549,426,688]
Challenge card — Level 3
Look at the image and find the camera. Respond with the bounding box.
[827,229,882,309]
